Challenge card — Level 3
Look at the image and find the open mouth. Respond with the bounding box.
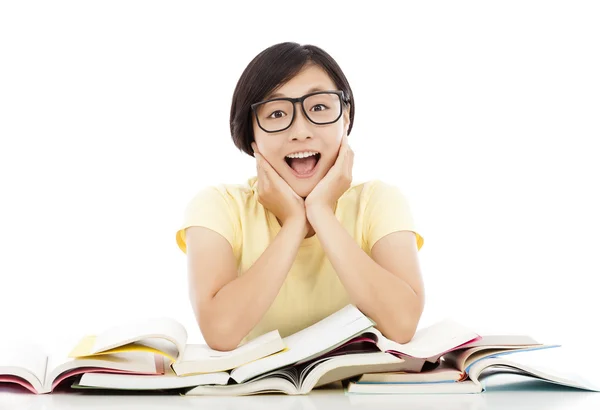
[284,152,321,177]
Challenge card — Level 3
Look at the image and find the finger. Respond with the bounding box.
[334,139,352,174]
[255,152,270,171]
[255,152,274,182]
[347,149,354,176]
[254,150,261,172]
[253,151,289,189]
[336,137,348,163]
[255,155,270,187]
[340,135,349,156]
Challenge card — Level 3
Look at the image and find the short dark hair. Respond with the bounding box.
[230,42,355,157]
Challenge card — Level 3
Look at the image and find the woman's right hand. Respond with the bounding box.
[251,142,309,235]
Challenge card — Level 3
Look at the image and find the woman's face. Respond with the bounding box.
[252,64,350,198]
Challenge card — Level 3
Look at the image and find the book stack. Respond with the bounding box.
[347,335,600,394]
[1,305,598,395]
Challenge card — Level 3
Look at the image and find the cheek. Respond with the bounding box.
[252,121,269,150]
[252,132,270,154]
[323,128,344,157]
[254,139,283,167]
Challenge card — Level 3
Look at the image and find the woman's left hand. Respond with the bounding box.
[305,133,354,218]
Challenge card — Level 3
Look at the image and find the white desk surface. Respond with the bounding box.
[2,375,600,410]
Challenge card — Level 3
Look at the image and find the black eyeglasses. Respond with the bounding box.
[251,90,347,133]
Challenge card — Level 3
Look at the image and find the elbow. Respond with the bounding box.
[393,291,425,343]
[191,297,245,351]
[382,319,418,344]
[200,319,244,352]
[385,308,423,344]
[387,326,417,345]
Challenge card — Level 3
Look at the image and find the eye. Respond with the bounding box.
[268,110,287,119]
[311,104,328,112]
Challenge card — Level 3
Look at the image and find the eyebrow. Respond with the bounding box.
[265,86,327,100]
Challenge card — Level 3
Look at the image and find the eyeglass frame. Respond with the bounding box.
[250,90,348,134]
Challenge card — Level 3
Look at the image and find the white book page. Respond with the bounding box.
[283,305,369,352]
[0,341,48,388]
[45,347,159,388]
[458,344,556,372]
[373,318,479,358]
[181,330,282,361]
[472,346,600,392]
[78,357,230,390]
[91,317,187,358]
[464,334,540,347]
[230,305,372,383]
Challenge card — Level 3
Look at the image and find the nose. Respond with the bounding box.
[288,102,312,141]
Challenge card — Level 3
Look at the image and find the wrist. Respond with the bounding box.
[283,216,308,234]
[305,203,334,223]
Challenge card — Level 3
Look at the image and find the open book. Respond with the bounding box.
[347,336,600,393]
[0,341,161,394]
[68,316,286,376]
[73,305,379,392]
[74,306,487,395]
[1,316,285,394]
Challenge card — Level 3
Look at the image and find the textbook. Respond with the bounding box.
[74,356,231,391]
[1,317,285,394]
[8,305,590,395]
[347,336,600,394]
[74,307,487,395]
[354,334,543,384]
[0,342,161,394]
[183,322,537,396]
[227,313,481,386]
[68,316,286,376]
[74,305,382,392]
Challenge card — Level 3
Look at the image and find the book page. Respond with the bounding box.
[372,318,480,359]
[284,305,373,352]
[470,347,600,392]
[230,305,374,384]
[461,334,540,347]
[70,341,177,361]
[45,347,162,390]
[180,330,283,360]
[0,341,48,388]
[76,356,230,390]
[358,359,465,383]
[450,343,556,372]
[72,317,187,358]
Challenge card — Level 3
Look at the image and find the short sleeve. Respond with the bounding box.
[175,186,239,254]
[363,180,424,252]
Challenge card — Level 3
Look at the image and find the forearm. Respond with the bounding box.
[307,206,422,343]
[204,219,305,350]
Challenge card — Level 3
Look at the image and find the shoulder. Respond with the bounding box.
[363,178,407,197]
[342,178,409,206]
[346,179,423,251]
[177,177,259,255]
[186,176,258,210]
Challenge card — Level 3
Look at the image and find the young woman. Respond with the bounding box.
[176,42,425,351]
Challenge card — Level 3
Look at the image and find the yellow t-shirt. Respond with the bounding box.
[175,176,424,343]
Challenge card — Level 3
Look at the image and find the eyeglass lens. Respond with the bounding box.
[255,92,342,132]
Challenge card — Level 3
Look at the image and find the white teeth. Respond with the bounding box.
[285,151,319,159]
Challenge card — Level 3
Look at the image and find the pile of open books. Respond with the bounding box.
[1,305,599,395]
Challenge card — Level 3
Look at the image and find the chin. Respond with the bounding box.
[288,179,318,199]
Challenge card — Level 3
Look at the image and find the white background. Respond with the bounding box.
[1,1,598,359]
